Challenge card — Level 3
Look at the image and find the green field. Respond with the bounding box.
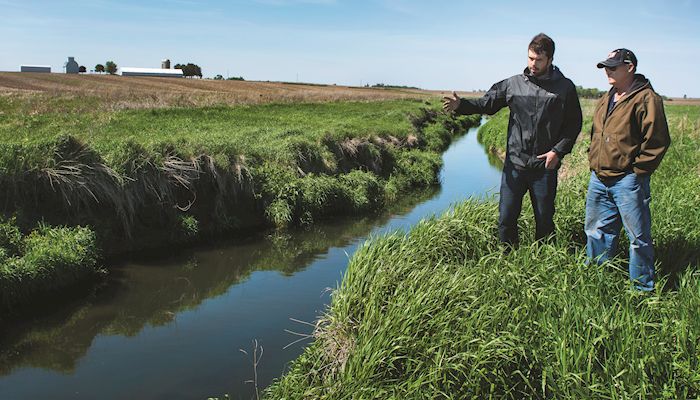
[2,100,431,163]
[0,95,480,312]
[265,102,700,399]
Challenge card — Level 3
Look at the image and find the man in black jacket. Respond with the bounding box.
[443,33,582,245]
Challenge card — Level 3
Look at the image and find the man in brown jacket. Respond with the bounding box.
[585,48,671,291]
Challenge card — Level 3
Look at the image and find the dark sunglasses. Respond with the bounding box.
[605,62,631,72]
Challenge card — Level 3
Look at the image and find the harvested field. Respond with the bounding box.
[0,72,423,111]
[0,72,484,112]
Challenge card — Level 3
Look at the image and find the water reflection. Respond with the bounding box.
[0,187,437,376]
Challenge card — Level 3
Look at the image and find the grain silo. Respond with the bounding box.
[161,59,171,69]
[65,57,79,74]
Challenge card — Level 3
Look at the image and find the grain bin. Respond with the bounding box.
[65,57,79,74]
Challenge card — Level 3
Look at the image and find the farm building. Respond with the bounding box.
[20,65,51,73]
[119,67,183,78]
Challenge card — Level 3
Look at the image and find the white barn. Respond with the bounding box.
[119,67,183,78]
[20,65,51,73]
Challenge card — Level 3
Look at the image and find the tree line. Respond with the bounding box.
[576,86,606,99]
[213,75,244,81]
[94,61,117,74]
[91,61,204,78]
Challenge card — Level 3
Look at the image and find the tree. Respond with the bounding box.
[213,74,224,80]
[79,66,87,73]
[174,62,203,78]
[95,64,105,73]
[193,64,202,79]
[105,61,117,75]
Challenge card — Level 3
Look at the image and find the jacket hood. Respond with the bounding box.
[630,73,651,92]
[523,65,565,83]
[607,73,652,97]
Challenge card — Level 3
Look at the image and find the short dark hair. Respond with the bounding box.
[529,33,555,59]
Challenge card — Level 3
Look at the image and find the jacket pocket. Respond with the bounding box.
[601,131,629,171]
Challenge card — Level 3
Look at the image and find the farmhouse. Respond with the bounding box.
[20,65,51,73]
[119,67,183,78]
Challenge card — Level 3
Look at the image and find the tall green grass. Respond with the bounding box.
[265,103,700,399]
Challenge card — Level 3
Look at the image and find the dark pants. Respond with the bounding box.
[498,161,558,245]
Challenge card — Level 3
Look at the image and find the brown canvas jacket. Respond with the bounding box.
[589,74,671,179]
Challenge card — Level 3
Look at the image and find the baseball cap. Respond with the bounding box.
[597,48,637,69]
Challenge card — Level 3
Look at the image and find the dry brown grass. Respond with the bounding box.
[0,72,442,112]
[313,315,357,381]
[667,98,700,106]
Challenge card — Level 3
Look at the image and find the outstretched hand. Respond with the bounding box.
[537,151,560,170]
[442,91,461,114]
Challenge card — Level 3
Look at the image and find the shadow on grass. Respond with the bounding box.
[656,237,700,290]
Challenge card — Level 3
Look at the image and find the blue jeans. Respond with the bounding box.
[585,171,654,291]
[499,161,558,245]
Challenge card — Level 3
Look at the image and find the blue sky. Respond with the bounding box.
[1,0,698,97]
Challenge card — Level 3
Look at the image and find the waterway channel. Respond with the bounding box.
[0,120,501,400]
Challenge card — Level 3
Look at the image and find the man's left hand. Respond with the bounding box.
[537,151,560,170]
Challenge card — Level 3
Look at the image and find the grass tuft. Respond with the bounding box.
[1,221,100,312]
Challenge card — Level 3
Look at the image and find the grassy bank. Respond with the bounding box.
[0,99,480,245]
[0,94,480,312]
[265,102,700,399]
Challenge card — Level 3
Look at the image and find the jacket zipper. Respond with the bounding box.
[527,79,540,165]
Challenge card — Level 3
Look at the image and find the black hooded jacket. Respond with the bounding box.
[456,66,583,169]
